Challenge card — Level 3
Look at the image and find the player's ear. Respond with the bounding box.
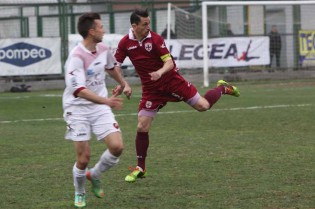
[88,28,95,36]
[131,23,137,29]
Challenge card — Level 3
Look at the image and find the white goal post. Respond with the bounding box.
[202,1,315,87]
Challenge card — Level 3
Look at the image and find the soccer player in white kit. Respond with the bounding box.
[62,12,131,208]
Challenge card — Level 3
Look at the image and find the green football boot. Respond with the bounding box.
[217,80,240,97]
[86,170,105,198]
[125,166,147,183]
[74,193,86,208]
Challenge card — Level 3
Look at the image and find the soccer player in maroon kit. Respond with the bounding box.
[114,9,240,182]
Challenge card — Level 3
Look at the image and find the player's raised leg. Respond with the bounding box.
[193,80,240,111]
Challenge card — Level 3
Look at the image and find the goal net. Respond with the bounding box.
[167,1,315,87]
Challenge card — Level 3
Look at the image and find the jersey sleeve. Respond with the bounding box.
[64,56,86,97]
[114,39,127,66]
[155,35,172,62]
[105,51,116,70]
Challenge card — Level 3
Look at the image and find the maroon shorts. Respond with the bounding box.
[138,73,199,113]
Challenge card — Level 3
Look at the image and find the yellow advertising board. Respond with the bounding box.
[299,30,315,66]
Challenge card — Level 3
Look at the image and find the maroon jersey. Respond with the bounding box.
[115,29,198,113]
[115,29,178,90]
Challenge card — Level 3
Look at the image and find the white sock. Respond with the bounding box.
[91,149,119,180]
[73,163,86,195]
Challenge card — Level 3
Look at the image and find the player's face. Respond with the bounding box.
[90,19,105,43]
[133,16,151,40]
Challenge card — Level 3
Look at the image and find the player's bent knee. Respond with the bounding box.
[192,98,210,111]
[137,116,153,132]
[104,132,124,156]
[109,143,124,156]
[193,103,210,112]
[137,123,151,132]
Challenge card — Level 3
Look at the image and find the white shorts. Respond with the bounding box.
[63,105,121,141]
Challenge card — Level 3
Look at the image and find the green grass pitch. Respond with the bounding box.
[0,79,314,209]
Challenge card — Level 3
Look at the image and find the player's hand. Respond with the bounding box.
[112,85,124,97]
[149,71,162,81]
[105,96,123,110]
[123,84,132,100]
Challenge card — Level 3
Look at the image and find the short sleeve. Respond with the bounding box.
[105,51,117,70]
[64,56,86,95]
[114,39,127,65]
[155,35,171,61]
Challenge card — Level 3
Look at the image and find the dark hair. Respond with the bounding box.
[77,12,101,38]
[130,9,149,25]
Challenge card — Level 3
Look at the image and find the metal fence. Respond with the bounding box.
[0,1,197,66]
[1,0,315,87]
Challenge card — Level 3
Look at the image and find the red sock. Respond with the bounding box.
[204,86,224,108]
[136,132,149,170]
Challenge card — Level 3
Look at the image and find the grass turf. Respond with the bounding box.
[0,79,314,209]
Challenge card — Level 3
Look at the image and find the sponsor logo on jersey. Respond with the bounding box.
[87,69,94,76]
[87,72,104,86]
[171,93,183,100]
[0,42,52,67]
[71,77,78,87]
[127,46,137,50]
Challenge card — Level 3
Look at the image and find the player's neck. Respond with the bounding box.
[133,31,145,42]
[82,39,97,52]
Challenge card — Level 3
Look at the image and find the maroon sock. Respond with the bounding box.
[204,86,224,108]
[136,132,149,170]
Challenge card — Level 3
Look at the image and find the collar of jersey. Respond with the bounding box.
[78,42,99,54]
[128,28,151,42]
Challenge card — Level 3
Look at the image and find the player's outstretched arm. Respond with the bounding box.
[108,66,132,99]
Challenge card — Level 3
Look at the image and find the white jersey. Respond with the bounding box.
[62,42,116,112]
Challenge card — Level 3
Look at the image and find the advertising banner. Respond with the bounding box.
[69,34,269,69]
[169,37,270,68]
[0,38,61,76]
[299,30,315,66]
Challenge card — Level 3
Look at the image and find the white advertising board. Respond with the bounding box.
[0,38,61,76]
[169,37,270,68]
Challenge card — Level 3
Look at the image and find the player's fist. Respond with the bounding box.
[149,71,161,81]
[123,84,132,100]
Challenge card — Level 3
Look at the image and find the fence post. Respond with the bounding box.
[58,0,68,73]
[36,6,43,37]
[293,5,301,69]
[109,2,115,33]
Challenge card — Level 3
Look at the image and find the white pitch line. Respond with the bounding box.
[0,94,143,99]
[0,103,312,124]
